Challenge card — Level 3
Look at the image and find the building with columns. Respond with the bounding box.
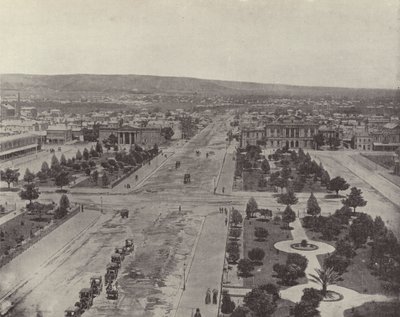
[265,117,319,149]
[117,126,164,149]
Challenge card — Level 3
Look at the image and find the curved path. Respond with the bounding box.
[277,218,394,317]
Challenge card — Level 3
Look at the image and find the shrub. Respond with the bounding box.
[221,291,236,314]
[301,239,308,247]
[248,248,265,263]
[254,227,269,240]
[237,259,254,277]
[229,228,242,239]
[324,254,350,275]
[287,253,308,273]
[258,283,280,301]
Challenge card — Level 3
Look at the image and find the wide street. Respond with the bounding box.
[1,117,400,317]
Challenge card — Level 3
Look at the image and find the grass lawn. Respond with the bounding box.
[344,301,400,317]
[303,222,388,295]
[0,213,53,257]
[242,217,307,289]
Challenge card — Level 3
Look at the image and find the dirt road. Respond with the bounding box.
[3,116,237,317]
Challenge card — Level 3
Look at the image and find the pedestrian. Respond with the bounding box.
[222,187,225,193]
[225,218,227,226]
[135,175,138,181]
[212,289,218,304]
[194,308,202,317]
[179,205,181,212]
[224,208,227,215]
[205,288,211,304]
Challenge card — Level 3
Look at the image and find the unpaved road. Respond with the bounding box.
[2,116,237,317]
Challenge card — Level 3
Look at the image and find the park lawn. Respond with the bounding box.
[344,301,400,317]
[242,217,307,289]
[303,222,388,295]
[0,212,52,257]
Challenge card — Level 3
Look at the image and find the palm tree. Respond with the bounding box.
[309,267,340,296]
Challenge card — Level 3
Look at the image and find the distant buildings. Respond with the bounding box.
[46,125,72,144]
[117,126,164,149]
[0,133,39,160]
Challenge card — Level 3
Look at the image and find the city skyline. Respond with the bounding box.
[0,0,399,89]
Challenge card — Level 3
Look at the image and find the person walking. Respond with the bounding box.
[205,288,211,304]
[194,308,202,317]
[225,218,228,226]
[212,289,218,304]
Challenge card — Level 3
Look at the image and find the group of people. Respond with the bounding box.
[205,288,218,305]
[219,207,229,226]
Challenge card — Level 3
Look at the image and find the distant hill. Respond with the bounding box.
[0,73,396,100]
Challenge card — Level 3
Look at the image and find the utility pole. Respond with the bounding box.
[100,196,103,213]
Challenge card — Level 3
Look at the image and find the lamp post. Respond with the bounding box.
[100,196,103,213]
[183,262,186,291]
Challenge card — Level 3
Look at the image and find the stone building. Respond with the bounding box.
[0,133,39,160]
[265,117,319,149]
[239,127,266,148]
[117,126,164,150]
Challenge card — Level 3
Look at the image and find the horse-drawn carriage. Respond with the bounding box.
[125,239,134,253]
[111,253,123,268]
[64,306,81,317]
[105,262,119,284]
[90,276,103,296]
[74,288,93,312]
[120,209,129,218]
[106,282,119,300]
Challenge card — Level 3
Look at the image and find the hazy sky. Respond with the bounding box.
[0,0,398,88]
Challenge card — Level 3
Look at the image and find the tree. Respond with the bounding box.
[320,170,330,186]
[320,216,342,240]
[92,170,99,184]
[273,177,286,192]
[248,248,265,263]
[60,154,67,166]
[19,183,40,206]
[254,227,269,241]
[41,161,50,175]
[277,190,298,206]
[282,205,296,227]
[335,238,354,258]
[243,288,277,317]
[229,228,242,240]
[51,154,60,170]
[349,217,370,248]
[324,254,350,275]
[246,197,258,218]
[0,168,20,189]
[23,168,35,183]
[327,137,340,150]
[258,209,272,219]
[313,133,324,149]
[258,283,280,301]
[76,150,83,160]
[96,141,103,154]
[221,291,236,314]
[373,216,387,239]
[231,209,243,227]
[55,170,70,190]
[90,147,99,158]
[281,166,291,179]
[328,176,349,197]
[307,192,321,228]
[342,187,367,213]
[261,159,270,173]
[287,253,308,273]
[60,194,70,212]
[309,267,341,296]
[237,259,254,277]
[161,127,174,140]
[293,300,320,317]
[83,148,90,160]
[101,172,109,187]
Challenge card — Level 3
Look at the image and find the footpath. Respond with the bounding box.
[174,212,228,317]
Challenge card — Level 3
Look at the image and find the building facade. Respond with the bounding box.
[265,117,319,149]
[47,125,72,144]
[239,127,266,148]
[0,133,39,160]
[117,126,164,149]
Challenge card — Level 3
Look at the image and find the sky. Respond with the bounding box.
[0,0,399,89]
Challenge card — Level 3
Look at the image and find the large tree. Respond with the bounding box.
[0,168,20,189]
[231,209,243,227]
[254,227,269,241]
[55,194,70,219]
[243,288,277,317]
[246,197,258,218]
[23,168,35,183]
[55,170,70,190]
[313,133,325,149]
[307,192,321,228]
[277,190,298,206]
[328,176,349,197]
[237,259,254,277]
[342,187,367,213]
[282,205,296,227]
[19,183,40,206]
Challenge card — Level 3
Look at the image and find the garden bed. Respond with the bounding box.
[242,217,308,289]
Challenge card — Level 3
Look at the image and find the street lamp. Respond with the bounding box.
[183,262,186,291]
[100,196,103,213]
